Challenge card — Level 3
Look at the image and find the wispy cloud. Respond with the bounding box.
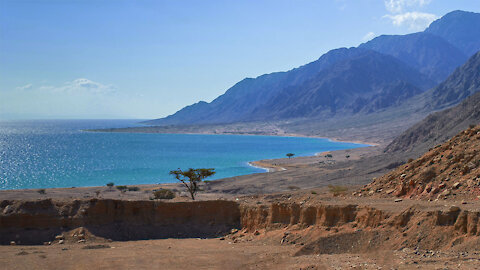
[384,0,432,14]
[383,0,436,30]
[38,78,116,94]
[15,84,33,91]
[384,12,437,30]
[362,32,376,42]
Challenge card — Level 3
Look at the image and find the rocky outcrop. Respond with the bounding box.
[366,125,480,200]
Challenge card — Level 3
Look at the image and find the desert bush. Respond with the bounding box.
[328,185,348,196]
[421,168,436,182]
[116,185,127,191]
[287,185,300,191]
[311,190,317,194]
[127,186,140,191]
[106,182,114,187]
[37,189,46,194]
[153,189,175,200]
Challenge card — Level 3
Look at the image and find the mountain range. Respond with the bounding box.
[385,51,480,155]
[145,10,480,130]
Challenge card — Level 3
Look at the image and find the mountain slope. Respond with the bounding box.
[424,51,480,110]
[365,124,480,200]
[384,52,480,155]
[147,10,480,127]
[145,47,369,125]
[425,10,480,56]
[359,32,467,82]
[248,50,433,120]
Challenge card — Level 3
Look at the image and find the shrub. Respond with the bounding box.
[345,155,350,159]
[325,154,333,158]
[311,190,317,195]
[407,158,415,163]
[421,168,436,182]
[106,182,114,187]
[127,186,140,191]
[116,185,127,191]
[328,185,348,196]
[287,185,300,191]
[153,189,175,200]
[37,189,46,194]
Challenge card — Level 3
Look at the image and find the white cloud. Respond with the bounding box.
[362,32,376,42]
[384,11,438,30]
[384,0,432,14]
[15,84,33,91]
[40,78,116,94]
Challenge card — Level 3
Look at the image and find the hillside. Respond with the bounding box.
[363,124,480,201]
[425,10,480,56]
[359,32,467,82]
[248,50,432,120]
[385,51,480,155]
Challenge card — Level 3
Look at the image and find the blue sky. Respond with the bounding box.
[1,0,480,119]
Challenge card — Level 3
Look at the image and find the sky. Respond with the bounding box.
[1,0,480,120]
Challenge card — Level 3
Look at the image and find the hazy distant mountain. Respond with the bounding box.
[248,50,433,120]
[425,10,480,57]
[359,32,467,82]
[145,47,371,125]
[385,51,480,155]
[146,10,480,127]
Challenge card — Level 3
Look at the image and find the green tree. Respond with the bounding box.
[169,168,216,200]
[286,153,295,159]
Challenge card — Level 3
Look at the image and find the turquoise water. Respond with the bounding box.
[0,120,368,190]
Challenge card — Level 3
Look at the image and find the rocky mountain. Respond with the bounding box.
[147,10,480,127]
[385,51,480,155]
[145,47,369,125]
[425,10,480,57]
[248,50,432,120]
[359,32,467,82]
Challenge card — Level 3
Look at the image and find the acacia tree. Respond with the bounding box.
[169,168,216,200]
[286,153,295,159]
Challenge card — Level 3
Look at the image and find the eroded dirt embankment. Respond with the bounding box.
[0,199,240,244]
[2,199,480,253]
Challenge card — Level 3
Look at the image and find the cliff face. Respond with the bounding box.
[3,198,480,254]
[0,199,240,244]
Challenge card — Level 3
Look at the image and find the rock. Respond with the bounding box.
[401,174,407,179]
[55,235,64,240]
[386,189,395,195]
[230,229,238,234]
[10,241,15,246]
[77,239,86,243]
[394,199,403,203]
[453,182,461,189]
[461,200,467,205]
[254,230,260,236]
[449,206,461,212]
[368,190,375,195]
[58,240,64,244]
[219,237,225,241]
[439,183,446,189]
[77,234,85,239]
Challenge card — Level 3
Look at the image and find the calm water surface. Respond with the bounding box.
[0,120,368,190]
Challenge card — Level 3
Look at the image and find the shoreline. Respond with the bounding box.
[2,128,377,192]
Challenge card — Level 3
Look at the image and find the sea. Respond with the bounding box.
[0,120,368,190]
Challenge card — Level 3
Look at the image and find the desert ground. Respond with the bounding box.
[2,127,480,269]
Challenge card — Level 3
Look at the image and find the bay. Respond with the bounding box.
[0,120,368,190]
